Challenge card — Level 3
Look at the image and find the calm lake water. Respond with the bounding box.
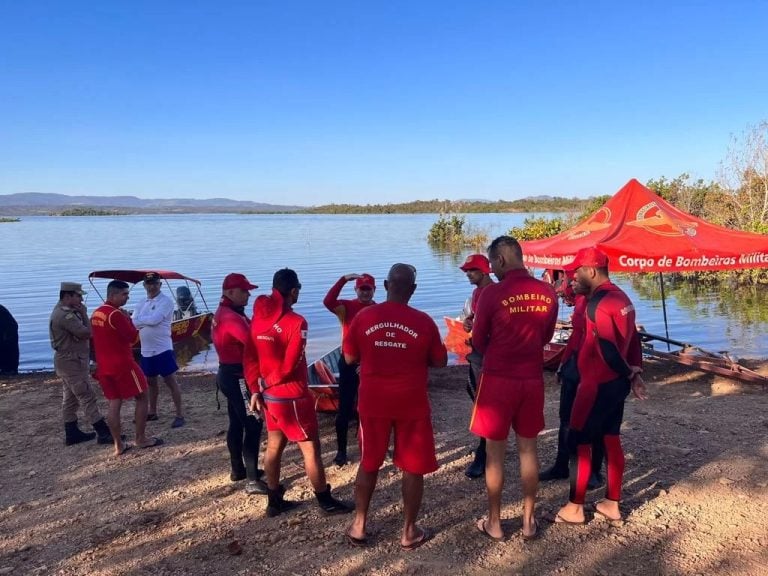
[2,213,766,372]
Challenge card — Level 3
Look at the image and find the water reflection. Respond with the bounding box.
[628,275,768,327]
[174,333,214,370]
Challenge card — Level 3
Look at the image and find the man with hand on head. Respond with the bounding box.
[212,273,267,495]
[91,280,163,456]
[555,247,646,525]
[49,281,113,446]
[132,272,185,428]
[343,263,447,550]
[458,254,495,479]
[243,268,352,518]
[470,236,558,542]
[323,272,377,466]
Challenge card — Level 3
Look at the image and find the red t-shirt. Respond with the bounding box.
[343,301,447,419]
[470,282,491,315]
[323,276,375,340]
[212,297,250,365]
[243,307,308,399]
[90,303,139,376]
[472,269,559,378]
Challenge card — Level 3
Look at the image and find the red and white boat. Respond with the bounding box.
[88,269,213,345]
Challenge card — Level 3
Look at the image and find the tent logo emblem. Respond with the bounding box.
[566,207,612,240]
[626,202,698,237]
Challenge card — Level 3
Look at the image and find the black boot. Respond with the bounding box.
[539,423,570,481]
[245,478,269,495]
[587,471,604,490]
[465,438,486,479]
[92,418,113,445]
[266,487,300,517]
[230,454,247,481]
[333,450,349,467]
[314,484,353,516]
[588,439,605,489]
[334,420,349,466]
[64,421,96,446]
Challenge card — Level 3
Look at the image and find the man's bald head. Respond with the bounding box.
[384,263,417,303]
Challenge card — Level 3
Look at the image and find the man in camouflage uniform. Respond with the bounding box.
[50,282,112,445]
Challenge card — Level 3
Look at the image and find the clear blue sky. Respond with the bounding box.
[1,1,767,206]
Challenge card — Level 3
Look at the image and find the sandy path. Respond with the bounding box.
[1,360,767,575]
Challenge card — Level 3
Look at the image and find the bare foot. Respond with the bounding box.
[401,526,432,550]
[137,436,164,449]
[346,521,367,544]
[522,517,538,540]
[555,503,585,524]
[475,517,504,541]
[594,500,622,521]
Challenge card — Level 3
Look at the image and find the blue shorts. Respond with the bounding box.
[141,349,178,378]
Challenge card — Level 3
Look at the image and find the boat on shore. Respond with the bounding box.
[444,316,567,371]
[639,330,768,387]
[88,269,213,346]
[307,346,342,413]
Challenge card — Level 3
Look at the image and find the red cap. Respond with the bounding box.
[222,273,258,291]
[459,254,491,274]
[355,274,376,289]
[564,247,609,271]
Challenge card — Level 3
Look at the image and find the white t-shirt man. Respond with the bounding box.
[133,291,174,357]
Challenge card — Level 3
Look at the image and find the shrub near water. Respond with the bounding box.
[427,215,488,249]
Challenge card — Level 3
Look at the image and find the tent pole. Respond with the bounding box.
[659,272,671,351]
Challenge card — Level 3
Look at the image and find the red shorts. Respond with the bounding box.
[470,373,544,440]
[358,415,438,475]
[97,363,148,400]
[263,394,318,442]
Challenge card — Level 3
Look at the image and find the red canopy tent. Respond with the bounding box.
[520,178,768,345]
[521,178,768,273]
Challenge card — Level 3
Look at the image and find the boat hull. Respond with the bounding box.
[170,312,212,343]
[307,347,342,413]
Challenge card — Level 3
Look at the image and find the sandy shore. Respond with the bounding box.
[1,359,767,576]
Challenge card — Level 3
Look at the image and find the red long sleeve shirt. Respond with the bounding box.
[471,269,559,378]
[212,297,250,365]
[571,281,640,428]
[90,304,139,376]
[323,276,375,340]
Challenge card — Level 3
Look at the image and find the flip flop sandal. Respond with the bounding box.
[554,513,585,525]
[117,443,133,456]
[346,533,369,547]
[476,518,504,542]
[522,518,540,541]
[401,528,433,551]
[139,436,164,449]
[593,508,623,523]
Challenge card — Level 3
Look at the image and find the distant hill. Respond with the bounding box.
[0,193,303,215]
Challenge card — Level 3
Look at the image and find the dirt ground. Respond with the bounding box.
[1,360,767,576]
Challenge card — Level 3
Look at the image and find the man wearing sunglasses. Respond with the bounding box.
[323,272,377,466]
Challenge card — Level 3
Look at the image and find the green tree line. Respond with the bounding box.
[299,197,591,215]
